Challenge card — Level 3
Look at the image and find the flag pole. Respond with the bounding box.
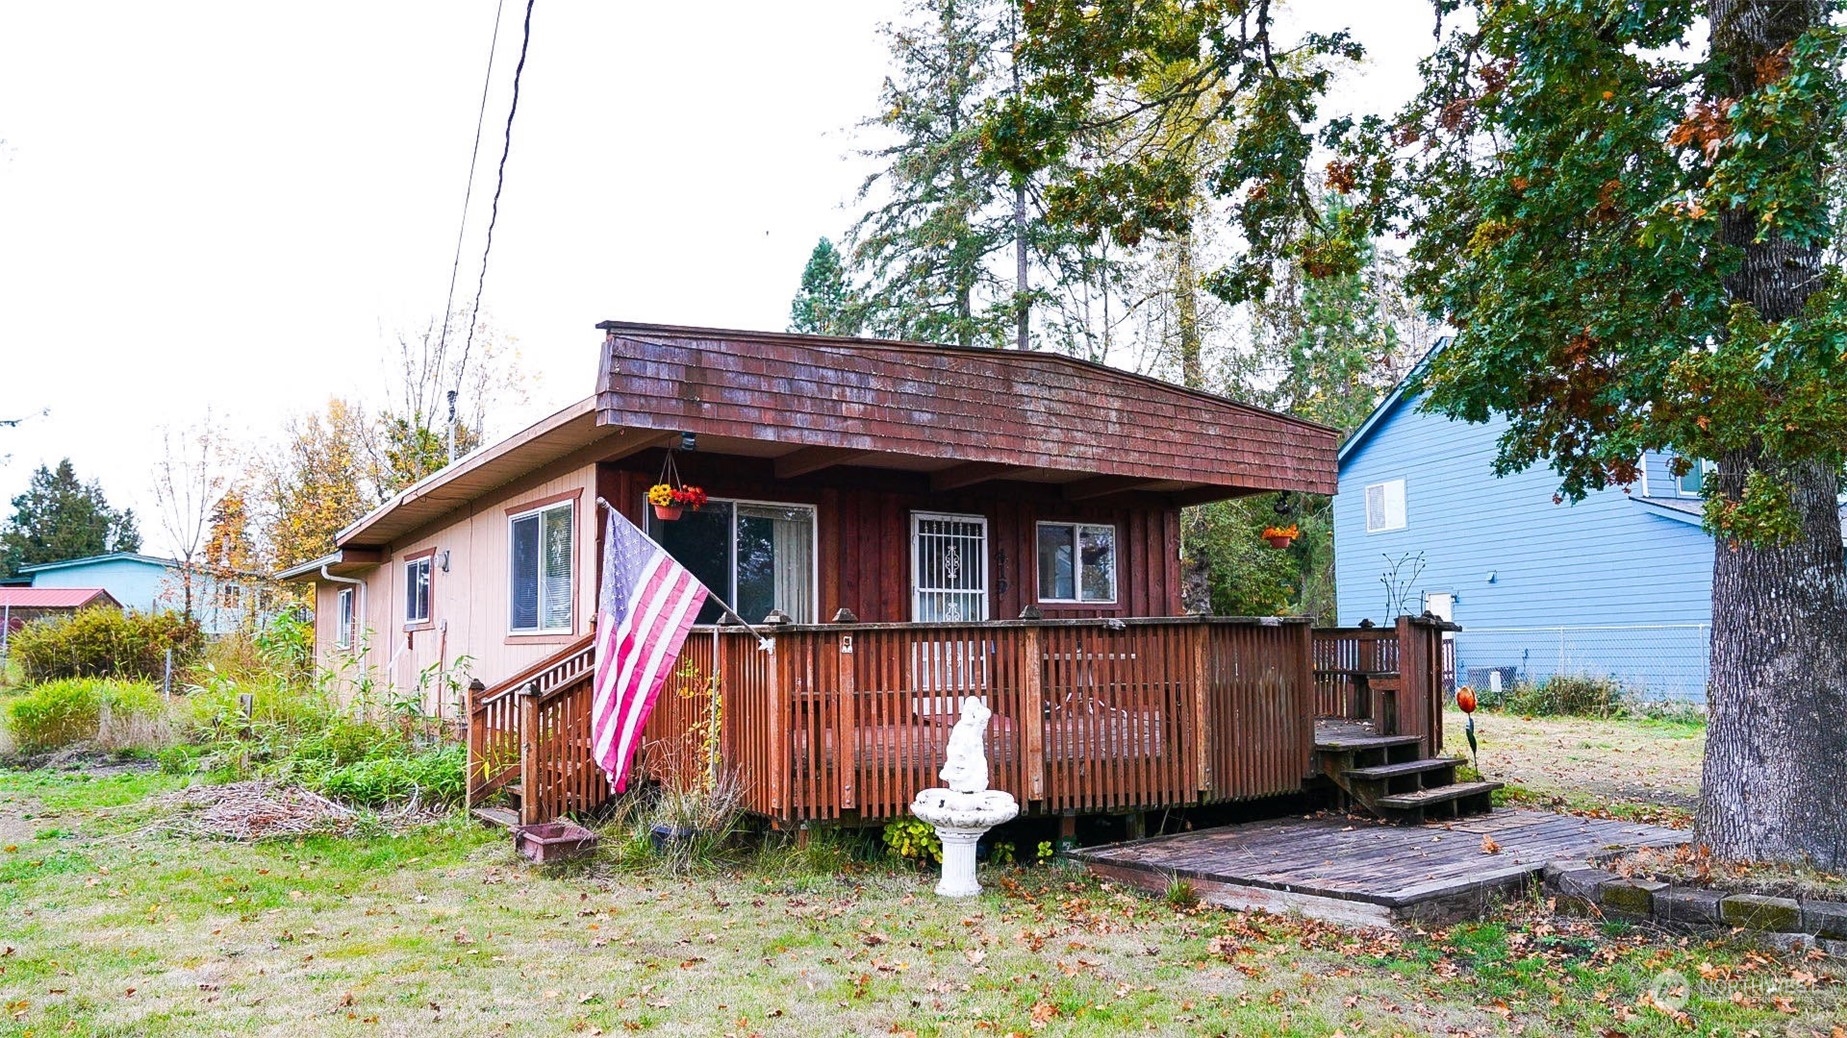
[594,497,776,649]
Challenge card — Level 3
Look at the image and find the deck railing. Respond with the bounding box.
[465,634,601,824]
[1310,615,1455,757]
[639,616,1314,824]
[470,616,1318,826]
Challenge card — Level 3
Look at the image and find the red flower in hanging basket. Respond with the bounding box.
[671,485,708,510]
[1261,523,1299,548]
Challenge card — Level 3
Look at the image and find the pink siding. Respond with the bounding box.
[314,463,601,713]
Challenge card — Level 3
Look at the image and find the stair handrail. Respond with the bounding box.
[473,633,596,711]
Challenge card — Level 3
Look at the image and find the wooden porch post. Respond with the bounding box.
[1021,625,1046,801]
[517,682,540,825]
[1191,620,1212,796]
[464,677,484,810]
[836,632,857,811]
[765,636,785,818]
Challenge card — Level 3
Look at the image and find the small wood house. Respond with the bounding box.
[285,323,1457,827]
[0,587,122,635]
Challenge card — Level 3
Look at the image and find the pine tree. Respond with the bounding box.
[850,0,1014,347]
[788,238,862,336]
[0,459,141,578]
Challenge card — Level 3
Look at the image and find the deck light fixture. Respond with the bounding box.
[680,431,697,451]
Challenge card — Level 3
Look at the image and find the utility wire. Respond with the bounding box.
[456,0,537,401]
[436,0,510,364]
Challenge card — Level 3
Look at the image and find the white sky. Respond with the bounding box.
[0,2,1434,558]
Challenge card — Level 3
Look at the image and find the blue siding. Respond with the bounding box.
[27,557,172,613]
[1335,396,1713,699]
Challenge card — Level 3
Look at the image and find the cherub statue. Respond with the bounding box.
[938,696,992,793]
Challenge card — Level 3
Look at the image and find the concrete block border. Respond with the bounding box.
[1543,860,1847,959]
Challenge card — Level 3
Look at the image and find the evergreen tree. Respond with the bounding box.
[788,238,862,336]
[850,0,1015,347]
[0,459,141,577]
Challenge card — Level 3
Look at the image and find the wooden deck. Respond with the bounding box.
[1074,810,1688,926]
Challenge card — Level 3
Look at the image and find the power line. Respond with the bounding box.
[436,0,511,365]
[456,0,537,405]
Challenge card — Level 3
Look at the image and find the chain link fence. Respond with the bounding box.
[1450,623,1711,703]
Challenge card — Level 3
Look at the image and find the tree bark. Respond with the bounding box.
[1696,0,1847,869]
[1015,185,1030,350]
[1174,229,1203,389]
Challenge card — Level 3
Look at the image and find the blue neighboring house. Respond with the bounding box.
[1333,343,1732,702]
[17,552,270,636]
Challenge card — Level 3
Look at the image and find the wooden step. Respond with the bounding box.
[471,806,520,830]
[1345,758,1462,782]
[1374,781,1503,810]
[1315,733,1423,752]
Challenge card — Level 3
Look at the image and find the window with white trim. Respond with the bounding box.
[1677,459,1714,498]
[334,587,355,649]
[404,555,432,626]
[1364,479,1407,533]
[1036,521,1117,604]
[509,500,574,633]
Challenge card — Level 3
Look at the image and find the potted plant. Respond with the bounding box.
[648,482,682,521]
[1261,523,1299,549]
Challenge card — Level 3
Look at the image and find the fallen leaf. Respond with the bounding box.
[1481,835,1502,855]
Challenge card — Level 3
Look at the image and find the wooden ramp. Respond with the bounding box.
[1074,810,1687,926]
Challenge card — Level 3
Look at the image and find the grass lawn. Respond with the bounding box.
[3,766,1843,1037]
[1442,710,1705,827]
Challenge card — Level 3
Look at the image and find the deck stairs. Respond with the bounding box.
[1314,729,1500,823]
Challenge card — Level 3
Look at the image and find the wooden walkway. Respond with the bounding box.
[1074,810,1688,926]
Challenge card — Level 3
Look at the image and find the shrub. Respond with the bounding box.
[318,745,466,808]
[1503,674,1629,718]
[882,816,942,865]
[9,608,204,684]
[4,678,162,753]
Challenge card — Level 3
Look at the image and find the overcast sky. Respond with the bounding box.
[0,2,1434,558]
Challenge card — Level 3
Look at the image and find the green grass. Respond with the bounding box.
[1,765,1842,1036]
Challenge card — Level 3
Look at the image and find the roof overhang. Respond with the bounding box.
[314,322,1342,557]
[595,321,1338,501]
[274,547,386,582]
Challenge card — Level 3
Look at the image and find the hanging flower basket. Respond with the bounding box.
[647,453,706,522]
[1261,524,1299,549]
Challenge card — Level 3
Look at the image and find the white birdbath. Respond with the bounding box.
[909,696,1019,898]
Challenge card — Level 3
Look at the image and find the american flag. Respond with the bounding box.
[591,507,709,793]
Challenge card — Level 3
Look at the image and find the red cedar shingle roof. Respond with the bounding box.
[0,587,121,609]
[596,322,1339,496]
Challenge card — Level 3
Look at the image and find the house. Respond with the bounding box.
[16,552,272,636]
[283,322,1469,827]
[1333,343,1727,702]
[0,586,123,638]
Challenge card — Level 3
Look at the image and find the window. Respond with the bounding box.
[334,587,355,649]
[1036,521,1117,604]
[510,500,575,633]
[649,499,816,624]
[1364,479,1407,532]
[912,512,988,622]
[1677,459,1714,497]
[403,553,432,627]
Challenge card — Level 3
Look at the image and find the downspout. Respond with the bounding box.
[321,565,366,678]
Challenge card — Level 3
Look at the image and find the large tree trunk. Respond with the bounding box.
[1696,0,1847,869]
[1700,455,1847,868]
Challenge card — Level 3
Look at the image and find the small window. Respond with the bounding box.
[1677,459,1713,498]
[510,500,574,634]
[404,555,432,626]
[1365,479,1407,533]
[335,587,355,649]
[1037,521,1117,604]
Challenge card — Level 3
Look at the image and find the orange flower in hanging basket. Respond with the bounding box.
[1261,523,1299,549]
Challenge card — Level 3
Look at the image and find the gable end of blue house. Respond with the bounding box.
[1333,349,1715,700]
